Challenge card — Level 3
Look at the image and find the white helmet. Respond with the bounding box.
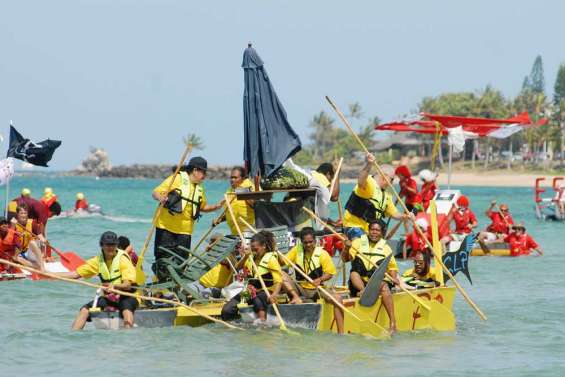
[415,218,429,230]
[418,169,437,183]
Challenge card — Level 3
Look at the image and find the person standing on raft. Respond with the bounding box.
[441,195,478,252]
[395,165,424,213]
[214,166,255,235]
[151,156,223,263]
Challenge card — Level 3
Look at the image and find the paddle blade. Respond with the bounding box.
[359,254,391,307]
[57,251,85,271]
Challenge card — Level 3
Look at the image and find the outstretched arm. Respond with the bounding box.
[357,153,375,190]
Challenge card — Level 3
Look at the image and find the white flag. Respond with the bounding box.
[0,158,15,186]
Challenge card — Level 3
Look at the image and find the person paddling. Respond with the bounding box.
[342,219,401,334]
[75,193,89,211]
[282,227,345,334]
[504,224,543,256]
[11,205,47,271]
[478,201,514,244]
[55,231,138,330]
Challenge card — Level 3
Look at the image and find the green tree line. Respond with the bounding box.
[296,55,565,170]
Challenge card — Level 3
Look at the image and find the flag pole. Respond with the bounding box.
[4,178,9,218]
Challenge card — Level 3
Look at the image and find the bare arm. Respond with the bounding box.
[357,153,375,190]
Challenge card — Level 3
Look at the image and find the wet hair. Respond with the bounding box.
[16,204,29,214]
[231,166,248,179]
[316,163,335,178]
[49,202,62,216]
[299,227,316,242]
[258,230,276,252]
[117,236,130,250]
[368,218,387,234]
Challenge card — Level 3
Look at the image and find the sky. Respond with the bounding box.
[1,0,565,170]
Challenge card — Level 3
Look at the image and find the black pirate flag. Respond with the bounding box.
[6,125,61,167]
[442,234,473,284]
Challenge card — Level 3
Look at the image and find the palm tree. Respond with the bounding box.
[309,111,336,160]
[183,134,205,150]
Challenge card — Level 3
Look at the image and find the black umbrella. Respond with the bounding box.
[242,44,301,178]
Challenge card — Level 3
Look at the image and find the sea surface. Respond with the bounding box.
[0,176,563,377]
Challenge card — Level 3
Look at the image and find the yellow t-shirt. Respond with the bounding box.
[245,253,283,289]
[225,178,255,235]
[285,245,336,289]
[402,268,440,286]
[343,175,398,232]
[153,173,207,235]
[77,252,137,283]
[199,263,233,289]
[349,237,399,272]
[311,171,330,188]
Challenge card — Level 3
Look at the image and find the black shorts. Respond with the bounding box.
[82,296,138,320]
[154,227,191,260]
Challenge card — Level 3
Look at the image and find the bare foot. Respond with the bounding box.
[389,323,397,336]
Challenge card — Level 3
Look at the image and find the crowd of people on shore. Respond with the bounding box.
[4,153,542,332]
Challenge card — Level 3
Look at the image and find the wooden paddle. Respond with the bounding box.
[223,194,291,333]
[303,207,431,311]
[326,96,487,321]
[238,217,390,338]
[135,143,193,285]
[0,258,242,330]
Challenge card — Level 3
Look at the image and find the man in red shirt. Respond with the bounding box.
[478,201,514,244]
[504,224,542,256]
[7,190,50,232]
[395,165,423,213]
[440,195,478,252]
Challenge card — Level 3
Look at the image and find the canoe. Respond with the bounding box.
[1,260,70,281]
[471,242,511,257]
[89,287,456,338]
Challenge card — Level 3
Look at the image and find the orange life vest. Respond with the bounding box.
[41,195,58,217]
[15,219,34,251]
[0,228,19,261]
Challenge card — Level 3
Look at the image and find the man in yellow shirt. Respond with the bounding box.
[215,166,255,235]
[55,231,138,330]
[342,219,401,333]
[152,156,223,262]
[283,227,345,334]
[402,250,441,289]
[343,153,407,233]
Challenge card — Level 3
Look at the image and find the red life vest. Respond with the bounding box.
[506,233,537,256]
[41,195,58,217]
[0,229,19,272]
[487,211,514,234]
[453,209,476,234]
[400,178,423,205]
[420,182,437,210]
[75,199,89,210]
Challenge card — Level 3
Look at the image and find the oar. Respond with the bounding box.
[238,217,390,338]
[326,96,487,321]
[224,194,291,333]
[385,220,403,240]
[303,207,431,312]
[329,157,343,196]
[0,258,242,330]
[136,143,193,285]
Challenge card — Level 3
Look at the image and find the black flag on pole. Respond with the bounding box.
[6,125,61,167]
[442,234,473,284]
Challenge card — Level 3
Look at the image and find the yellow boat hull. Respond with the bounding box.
[471,248,511,256]
[317,286,456,337]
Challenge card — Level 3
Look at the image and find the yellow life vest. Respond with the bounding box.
[295,245,324,281]
[402,268,438,289]
[311,171,330,188]
[345,187,390,224]
[98,250,128,284]
[352,235,390,282]
[225,178,255,234]
[15,219,34,250]
[178,171,204,219]
[247,252,277,288]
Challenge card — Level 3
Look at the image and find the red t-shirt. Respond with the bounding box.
[486,211,514,234]
[405,231,428,257]
[452,209,477,234]
[75,200,89,210]
[420,182,437,210]
[504,233,538,256]
[400,178,423,205]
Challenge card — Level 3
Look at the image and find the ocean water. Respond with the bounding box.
[0,176,563,377]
